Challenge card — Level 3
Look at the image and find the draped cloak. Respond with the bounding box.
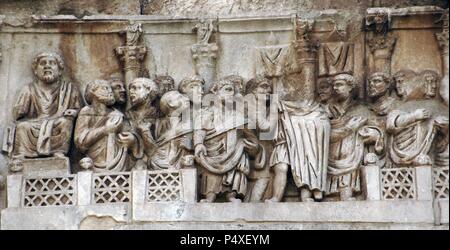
[13,81,81,157]
[276,100,331,191]
[75,107,143,172]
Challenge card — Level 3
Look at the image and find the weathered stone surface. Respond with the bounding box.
[0,1,448,230]
[0,0,141,17]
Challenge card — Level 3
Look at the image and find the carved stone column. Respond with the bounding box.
[293,19,320,101]
[191,19,218,92]
[115,23,148,87]
[366,10,397,75]
[436,9,449,106]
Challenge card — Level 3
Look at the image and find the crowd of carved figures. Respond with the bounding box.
[1,10,449,203]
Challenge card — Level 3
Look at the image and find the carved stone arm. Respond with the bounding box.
[330,126,353,143]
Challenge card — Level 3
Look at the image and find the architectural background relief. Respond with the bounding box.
[0,0,448,230]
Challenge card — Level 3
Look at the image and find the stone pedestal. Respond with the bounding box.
[21,157,71,177]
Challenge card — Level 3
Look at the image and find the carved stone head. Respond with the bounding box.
[211,79,236,103]
[332,74,355,101]
[32,52,64,84]
[85,79,116,106]
[245,76,272,96]
[129,78,159,108]
[224,75,245,94]
[109,77,127,105]
[421,70,439,99]
[393,70,416,99]
[80,157,94,171]
[179,75,205,102]
[155,75,175,97]
[159,91,190,117]
[318,78,333,104]
[368,72,391,98]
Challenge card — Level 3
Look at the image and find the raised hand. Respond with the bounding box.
[414,109,431,121]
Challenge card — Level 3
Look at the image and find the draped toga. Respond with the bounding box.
[13,81,81,157]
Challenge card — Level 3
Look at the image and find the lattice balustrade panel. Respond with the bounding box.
[147,170,183,202]
[381,168,417,200]
[433,167,449,200]
[92,173,131,204]
[23,175,77,207]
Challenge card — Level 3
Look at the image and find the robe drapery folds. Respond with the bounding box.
[150,117,194,170]
[75,107,143,172]
[386,100,449,167]
[276,100,331,192]
[13,81,81,157]
[195,107,265,197]
[326,103,384,195]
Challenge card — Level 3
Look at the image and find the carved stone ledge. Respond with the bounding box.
[11,157,71,177]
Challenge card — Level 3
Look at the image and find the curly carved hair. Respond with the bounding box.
[32,52,65,72]
[84,79,110,105]
[178,75,205,94]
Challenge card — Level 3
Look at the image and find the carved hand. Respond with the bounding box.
[359,127,380,145]
[118,132,136,148]
[195,144,207,157]
[414,109,431,121]
[347,117,368,131]
[105,115,123,134]
[137,122,152,133]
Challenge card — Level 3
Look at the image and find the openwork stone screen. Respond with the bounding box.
[381,168,417,200]
[433,167,449,200]
[92,173,131,204]
[22,175,77,207]
[147,170,183,202]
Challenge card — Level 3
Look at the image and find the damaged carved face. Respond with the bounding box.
[34,56,62,84]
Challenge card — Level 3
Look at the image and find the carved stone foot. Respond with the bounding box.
[313,190,323,201]
[53,152,66,159]
[265,198,281,203]
[300,188,313,202]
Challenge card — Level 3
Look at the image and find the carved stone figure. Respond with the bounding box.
[267,20,331,202]
[393,70,417,101]
[155,75,176,97]
[367,11,397,75]
[179,75,206,104]
[109,77,127,111]
[126,78,160,168]
[326,74,384,201]
[11,52,81,159]
[244,76,275,202]
[224,75,245,95]
[75,80,142,172]
[421,70,439,99]
[193,19,216,46]
[150,91,194,170]
[191,20,218,91]
[318,78,333,104]
[367,72,396,116]
[388,72,449,168]
[115,23,148,87]
[194,79,260,203]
